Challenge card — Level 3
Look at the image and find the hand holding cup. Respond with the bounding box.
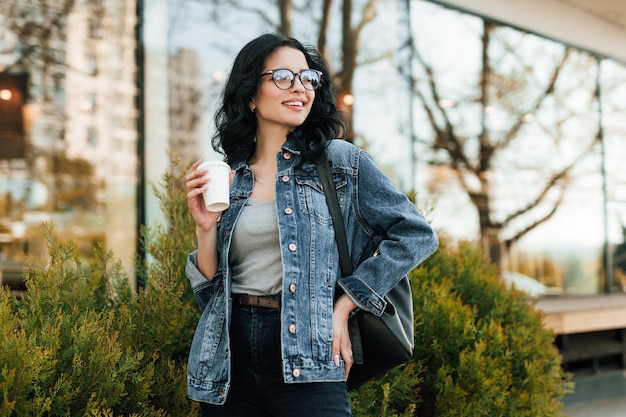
[197,160,231,212]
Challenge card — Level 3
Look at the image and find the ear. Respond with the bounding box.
[249,99,256,112]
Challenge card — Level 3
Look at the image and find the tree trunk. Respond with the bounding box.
[481,226,504,272]
[278,0,292,36]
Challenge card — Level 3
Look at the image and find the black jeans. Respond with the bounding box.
[200,303,352,417]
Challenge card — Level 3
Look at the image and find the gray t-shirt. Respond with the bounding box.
[229,199,283,295]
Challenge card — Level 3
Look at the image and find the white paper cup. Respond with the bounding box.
[197,160,230,212]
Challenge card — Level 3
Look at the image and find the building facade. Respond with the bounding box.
[0,0,139,287]
[1,0,625,299]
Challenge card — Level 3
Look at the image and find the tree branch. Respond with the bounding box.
[504,184,567,246]
[413,46,474,171]
[500,48,572,150]
[317,0,333,66]
[355,0,377,35]
[501,136,597,228]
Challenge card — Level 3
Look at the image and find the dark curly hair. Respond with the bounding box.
[212,33,346,165]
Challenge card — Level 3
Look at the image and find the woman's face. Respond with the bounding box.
[250,46,316,134]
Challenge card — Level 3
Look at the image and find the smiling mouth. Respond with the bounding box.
[283,101,304,107]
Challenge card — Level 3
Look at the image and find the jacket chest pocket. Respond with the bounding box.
[295,174,348,225]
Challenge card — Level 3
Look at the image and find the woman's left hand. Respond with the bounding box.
[332,294,357,381]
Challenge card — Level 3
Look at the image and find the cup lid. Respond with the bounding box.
[198,160,230,170]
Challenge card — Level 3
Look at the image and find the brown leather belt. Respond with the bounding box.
[234,294,280,310]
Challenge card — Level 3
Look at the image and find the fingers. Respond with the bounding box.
[332,295,357,380]
[186,160,209,192]
[185,161,212,224]
[185,160,230,232]
[186,159,205,182]
[331,342,354,381]
[342,341,354,381]
[190,159,203,170]
[332,327,354,381]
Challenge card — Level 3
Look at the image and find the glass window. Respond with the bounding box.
[7,0,616,295]
[82,92,96,112]
[86,127,97,147]
[88,18,100,39]
[85,52,98,75]
[404,1,620,296]
[601,59,626,292]
[0,1,138,288]
[52,73,64,102]
[162,0,626,295]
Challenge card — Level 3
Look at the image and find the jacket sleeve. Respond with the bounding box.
[186,250,221,310]
[336,149,438,317]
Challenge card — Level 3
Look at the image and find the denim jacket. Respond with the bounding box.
[185,138,438,404]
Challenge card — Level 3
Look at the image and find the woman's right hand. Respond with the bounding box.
[186,159,233,233]
[186,160,234,280]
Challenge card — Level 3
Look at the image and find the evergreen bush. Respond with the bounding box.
[1,157,571,416]
[0,156,200,416]
[350,237,572,417]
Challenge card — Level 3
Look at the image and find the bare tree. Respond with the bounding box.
[411,21,599,269]
[190,0,380,141]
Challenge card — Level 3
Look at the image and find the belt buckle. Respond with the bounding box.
[237,294,253,306]
[235,294,279,309]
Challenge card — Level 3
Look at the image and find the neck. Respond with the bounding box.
[252,127,291,164]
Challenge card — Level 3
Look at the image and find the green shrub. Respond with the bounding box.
[0,157,200,416]
[0,157,571,416]
[350,237,572,417]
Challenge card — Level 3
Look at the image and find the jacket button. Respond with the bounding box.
[284,207,293,215]
[282,175,290,182]
[289,283,296,292]
[283,152,292,160]
[292,369,301,378]
[288,243,297,251]
[289,324,296,333]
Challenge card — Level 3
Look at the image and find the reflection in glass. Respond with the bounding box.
[0,1,139,289]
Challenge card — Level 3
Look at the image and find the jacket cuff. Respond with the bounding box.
[186,250,213,292]
[337,276,387,317]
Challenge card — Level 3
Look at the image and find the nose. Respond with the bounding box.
[292,74,306,91]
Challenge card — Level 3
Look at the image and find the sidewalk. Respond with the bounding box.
[563,396,626,416]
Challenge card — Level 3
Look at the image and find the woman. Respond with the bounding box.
[185,33,438,416]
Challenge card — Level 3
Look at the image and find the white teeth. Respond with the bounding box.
[284,101,303,106]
